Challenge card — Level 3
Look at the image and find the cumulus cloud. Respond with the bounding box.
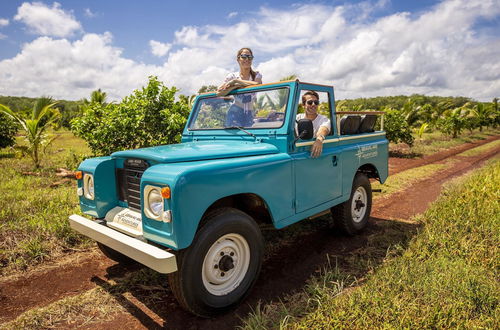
[0,32,158,100]
[0,18,9,27]
[14,2,82,37]
[0,0,499,101]
[149,40,172,57]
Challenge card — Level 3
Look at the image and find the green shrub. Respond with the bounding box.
[0,111,18,149]
[384,108,414,146]
[71,76,191,155]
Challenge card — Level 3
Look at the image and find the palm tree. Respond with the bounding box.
[0,97,60,168]
[82,89,108,105]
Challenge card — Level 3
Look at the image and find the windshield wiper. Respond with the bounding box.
[224,126,256,138]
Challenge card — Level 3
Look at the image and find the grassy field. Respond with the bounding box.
[390,128,498,157]
[241,158,500,329]
[0,130,91,274]
[0,128,498,275]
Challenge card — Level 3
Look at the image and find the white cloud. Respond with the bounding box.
[0,33,6,40]
[0,32,158,100]
[149,40,172,57]
[227,12,238,19]
[14,2,82,37]
[0,18,9,27]
[84,8,96,18]
[0,0,499,101]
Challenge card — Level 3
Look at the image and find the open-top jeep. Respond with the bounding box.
[69,80,388,317]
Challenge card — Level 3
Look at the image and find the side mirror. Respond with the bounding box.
[297,119,314,140]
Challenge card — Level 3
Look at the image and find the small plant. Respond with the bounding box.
[0,97,60,168]
[417,123,429,139]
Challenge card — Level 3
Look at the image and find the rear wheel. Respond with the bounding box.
[168,208,263,317]
[331,173,372,235]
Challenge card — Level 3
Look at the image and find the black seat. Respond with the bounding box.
[340,115,361,135]
[358,114,377,133]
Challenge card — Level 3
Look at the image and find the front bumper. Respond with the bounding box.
[69,214,177,274]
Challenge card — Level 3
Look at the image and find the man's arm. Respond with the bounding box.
[311,125,330,158]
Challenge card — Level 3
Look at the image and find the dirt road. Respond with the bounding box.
[1,134,498,329]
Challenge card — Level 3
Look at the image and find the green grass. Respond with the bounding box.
[372,162,447,196]
[391,128,499,157]
[0,130,92,274]
[241,159,500,329]
[456,139,500,157]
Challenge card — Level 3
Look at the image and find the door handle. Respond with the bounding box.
[332,155,338,166]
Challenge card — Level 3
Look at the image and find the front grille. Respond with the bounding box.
[117,159,149,211]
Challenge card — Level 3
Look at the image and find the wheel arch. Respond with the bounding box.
[356,163,381,182]
[198,193,274,232]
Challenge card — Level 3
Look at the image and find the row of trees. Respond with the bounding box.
[337,96,499,146]
[1,76,498,168]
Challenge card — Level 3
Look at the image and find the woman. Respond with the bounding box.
[219,48,263,127]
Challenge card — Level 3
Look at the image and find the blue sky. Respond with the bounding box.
[0,0,499,101]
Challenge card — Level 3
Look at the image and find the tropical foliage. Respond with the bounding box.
[0,97,61,168]
[0,111,18,149]
[71,76,191,155]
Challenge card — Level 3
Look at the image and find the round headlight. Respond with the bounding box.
[147,188,163,217]
[83,174,94,200]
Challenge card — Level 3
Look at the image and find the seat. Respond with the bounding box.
[358,114,377,133]
[340,115,361,135]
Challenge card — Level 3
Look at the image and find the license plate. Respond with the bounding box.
[114,209,142,230]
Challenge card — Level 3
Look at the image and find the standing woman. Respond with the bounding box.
[219,48,263,90]
[219,48,263,127]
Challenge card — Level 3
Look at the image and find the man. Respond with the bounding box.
[296,91,331,158]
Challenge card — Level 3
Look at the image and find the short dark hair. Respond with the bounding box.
[302,91,319,104]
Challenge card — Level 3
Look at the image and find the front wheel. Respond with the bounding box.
[168,208,263,317]
[331,173,372,235]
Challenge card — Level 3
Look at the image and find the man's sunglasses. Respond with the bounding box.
[306,100,320,105]
[239,55,254,60]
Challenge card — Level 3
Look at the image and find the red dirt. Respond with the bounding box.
[1,135,498,329]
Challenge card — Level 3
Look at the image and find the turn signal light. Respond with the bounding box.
[75,171,83,180]
[161,186,171,199]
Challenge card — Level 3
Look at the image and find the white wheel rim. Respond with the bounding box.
[202,233,250,296]
[351,186,367,223]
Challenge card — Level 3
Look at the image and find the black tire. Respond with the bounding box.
[331,173,372,235]
[97,242,135,264]
[168,208,263,317]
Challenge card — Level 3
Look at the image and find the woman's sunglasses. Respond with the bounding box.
[306,100,320,105]
[239,54,254,60]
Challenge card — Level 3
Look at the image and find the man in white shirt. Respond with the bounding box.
[296,91,331,158]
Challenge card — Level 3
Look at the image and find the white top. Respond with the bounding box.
[224,71,262,83]
[224,71,262,111]
[296,113,331,138]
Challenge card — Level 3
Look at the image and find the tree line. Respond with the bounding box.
[1,76,498,168]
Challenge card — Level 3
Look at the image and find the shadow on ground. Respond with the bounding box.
[92,215,420,329]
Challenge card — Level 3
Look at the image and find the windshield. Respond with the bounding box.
[189,87,289,130]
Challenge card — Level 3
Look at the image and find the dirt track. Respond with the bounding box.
[1,134,499,329]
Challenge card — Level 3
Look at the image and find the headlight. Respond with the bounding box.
[144,185,164,220]
[83,173,94,200]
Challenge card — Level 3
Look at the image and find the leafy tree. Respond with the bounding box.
[71,76,190,155]
[437,107,468,138]
[0,111,18,149]
[198,85,218,94]
[383,108,414,146]
[82,88,108,105]
[0,97,60,168]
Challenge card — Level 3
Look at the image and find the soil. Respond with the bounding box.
[1,135,498,329]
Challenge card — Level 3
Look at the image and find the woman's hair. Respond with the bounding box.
[237,47,257,81]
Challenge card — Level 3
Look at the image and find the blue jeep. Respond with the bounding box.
[69,80,388,316]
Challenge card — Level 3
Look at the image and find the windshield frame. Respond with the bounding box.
[187,86,291,131]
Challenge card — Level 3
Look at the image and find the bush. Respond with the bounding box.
[71,76,191,155]
[0,111,18,149]
[384,108,414,146]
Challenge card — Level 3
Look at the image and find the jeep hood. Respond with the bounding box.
[111,140,279,163]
